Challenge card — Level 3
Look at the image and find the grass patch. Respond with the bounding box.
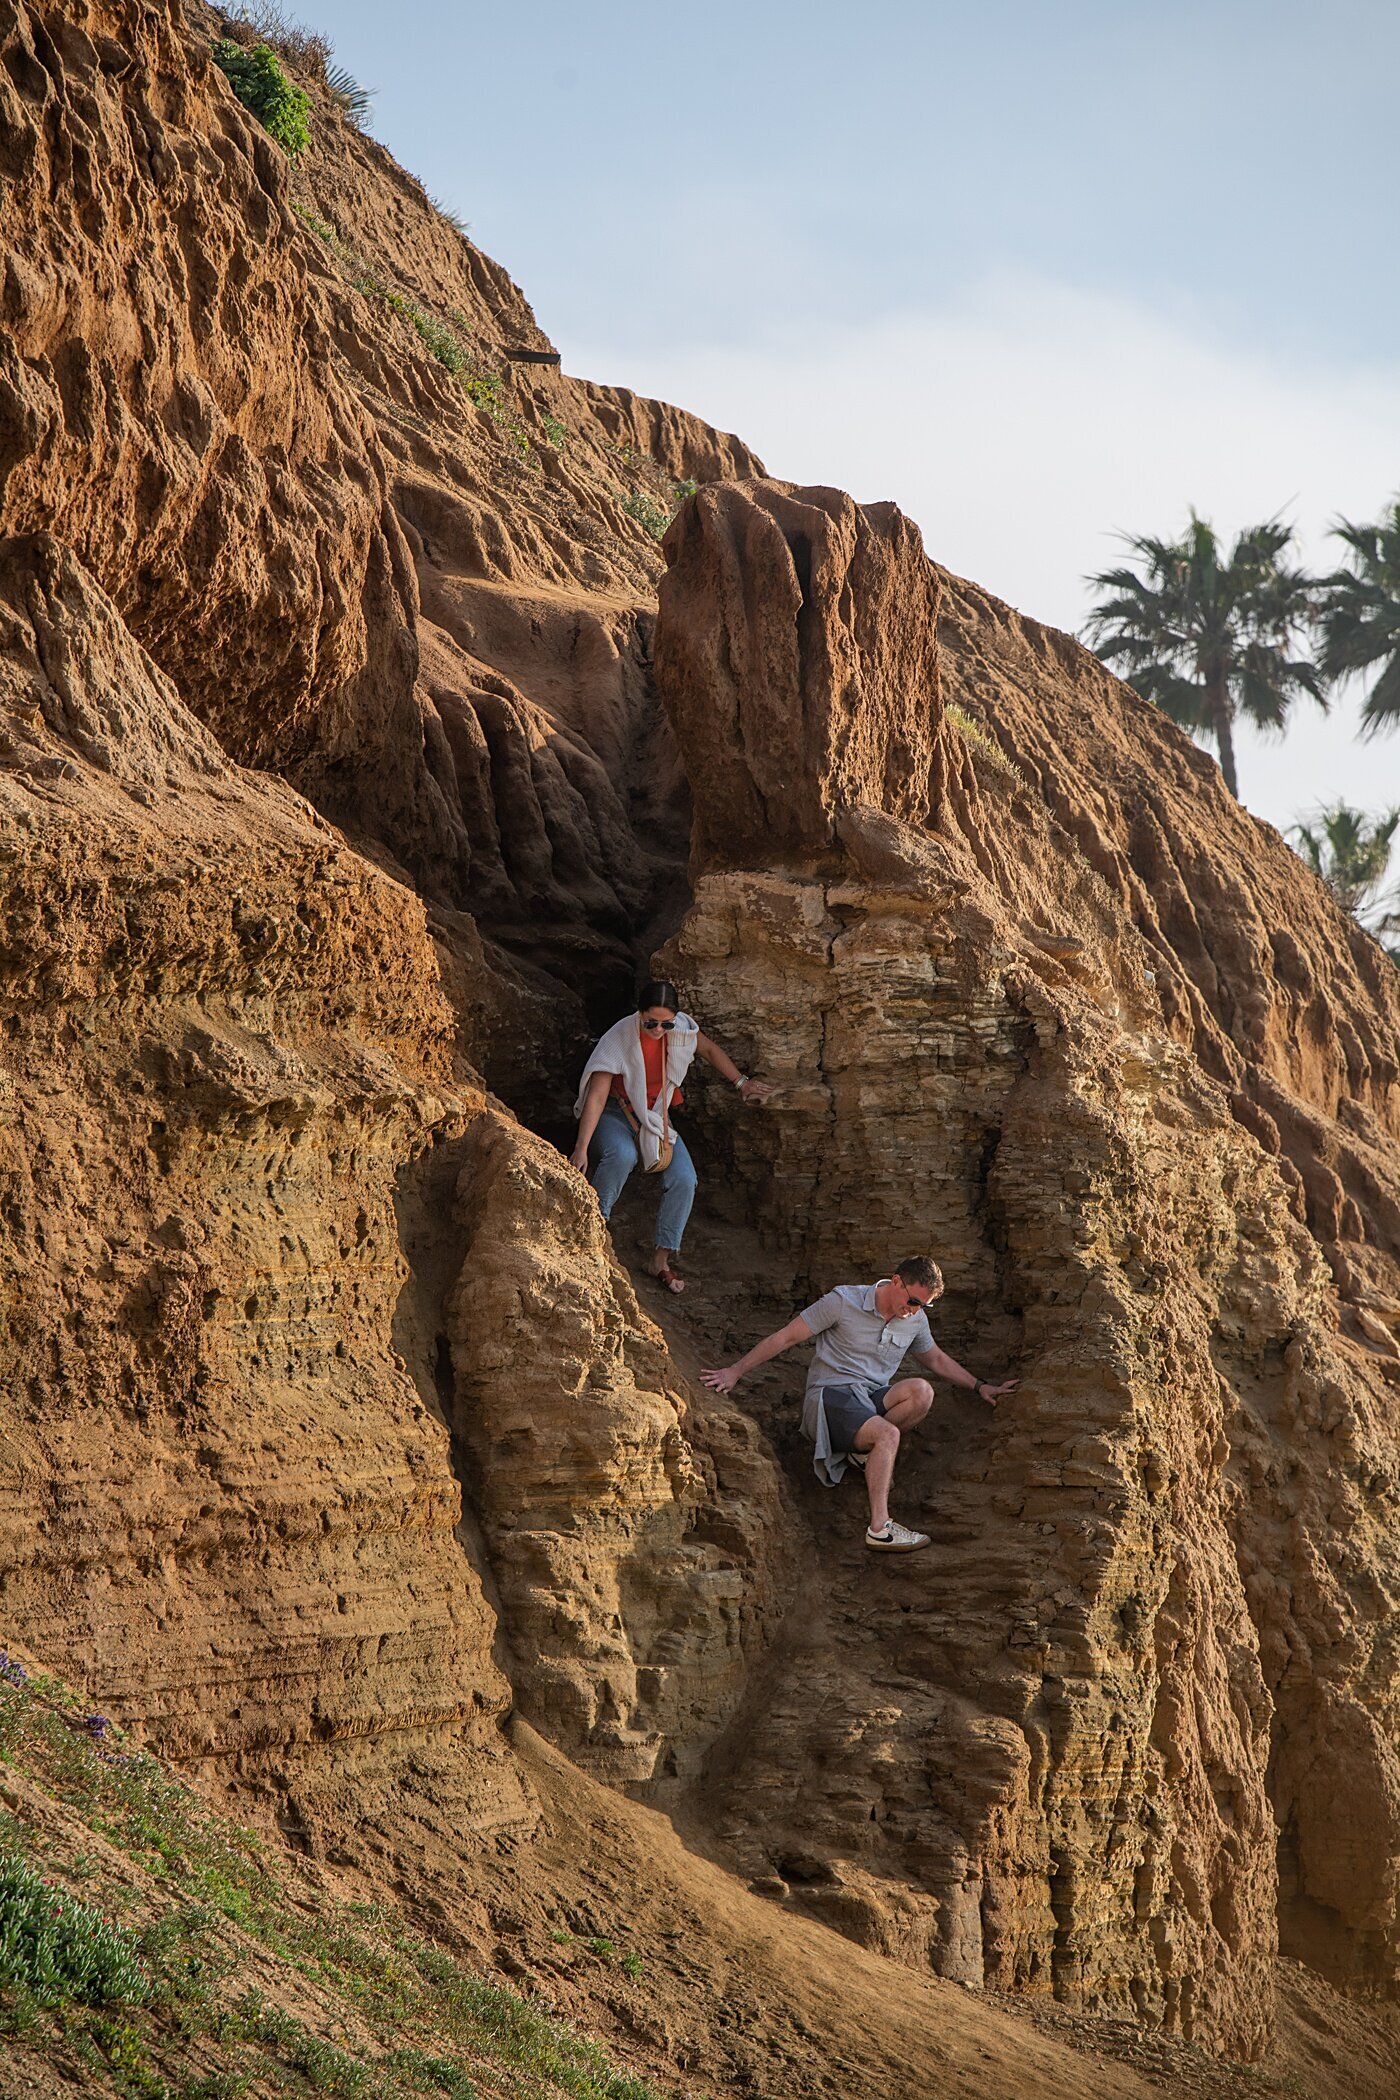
[380,292,468,375]
[614,474,700,541]
[0,1661,668,2100]
[288,213,530,447]
[945,701,1006,762]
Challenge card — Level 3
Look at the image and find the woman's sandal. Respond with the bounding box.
[650,1257,686,1295]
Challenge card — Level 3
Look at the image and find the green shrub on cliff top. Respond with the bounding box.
[213,40,311,157]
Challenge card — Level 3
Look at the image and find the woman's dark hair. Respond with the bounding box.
[637,978,681,1013]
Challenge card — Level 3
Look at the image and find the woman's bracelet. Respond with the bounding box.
[733,1072,748,1089]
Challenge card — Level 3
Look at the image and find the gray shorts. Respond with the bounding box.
[819,1382,892,1454]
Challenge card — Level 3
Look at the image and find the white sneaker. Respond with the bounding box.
[865,1521,930,1553]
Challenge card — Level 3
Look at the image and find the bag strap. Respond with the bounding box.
[616,1037,670,1149]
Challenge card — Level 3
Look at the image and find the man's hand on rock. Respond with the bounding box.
[700,1366,741,1394]
[977,1378,1019,1407]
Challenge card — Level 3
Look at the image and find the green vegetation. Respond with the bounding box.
[288,211,528,453]
[945,701,1004,764]
[619,490,670,541]
[380,291,468,374]
[325,63,375,128]
[0,1656,666,2100]
[1291,803,1400,959]
[217,5,372,128]
[0,1853,151,2019]
[1319,497,1400,736]
[220,2,331,78]
[1084,513,1325,799]
[616,480,698,542]
[212,40,311,157]
[540,415,568,451]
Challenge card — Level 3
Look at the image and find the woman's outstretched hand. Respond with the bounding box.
[700,1365,741,1393]
[738,1078,777,1101]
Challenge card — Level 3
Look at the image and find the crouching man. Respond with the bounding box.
[700,1255,1018,1552]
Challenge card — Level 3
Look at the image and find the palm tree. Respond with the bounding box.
[1318,498,1400,735]
[1291,805,1400,965]
[1083,514,1327,798]
[1291,803,1400,922]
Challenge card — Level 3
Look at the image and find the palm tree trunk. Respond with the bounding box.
[1209,677,1239,797]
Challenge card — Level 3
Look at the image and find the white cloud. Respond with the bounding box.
[566,270,1400,832]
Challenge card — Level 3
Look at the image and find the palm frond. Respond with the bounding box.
[1320,497,1400,714]
[1360,651,1400,737]
[325,62,373,125]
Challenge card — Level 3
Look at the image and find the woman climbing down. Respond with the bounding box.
[570,979,773,1292]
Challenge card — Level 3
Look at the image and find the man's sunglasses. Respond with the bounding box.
[640,1017,676,1032]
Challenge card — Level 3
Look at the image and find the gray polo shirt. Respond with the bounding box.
[799,1282,934,1486]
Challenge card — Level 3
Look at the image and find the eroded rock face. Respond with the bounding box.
[0,523,783,1869]
[0,532,518,1833]
[444,1109,784,1787]
[655,483,942,868]
[0,0,757,1096]
[654,482,1400,2049]
[5,0,1400,2079]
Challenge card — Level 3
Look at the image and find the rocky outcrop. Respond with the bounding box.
[0,531,519,1823]
[936,575,1400,1311]
[654,482,1400,2049]
[0,516,779,1871]
[444,1108,784,1786]
[656,482,941,868]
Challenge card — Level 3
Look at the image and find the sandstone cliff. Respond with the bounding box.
[2,2,1399,2095]
[654,482,1400,2053]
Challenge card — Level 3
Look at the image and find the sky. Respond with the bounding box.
[308,0,1400,838]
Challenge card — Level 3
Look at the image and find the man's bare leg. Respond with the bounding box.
[852,1378,933,1531]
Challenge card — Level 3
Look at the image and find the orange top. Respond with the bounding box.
[610,1030,681,1110]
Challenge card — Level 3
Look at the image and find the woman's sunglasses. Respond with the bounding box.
[640,1017,676,1032]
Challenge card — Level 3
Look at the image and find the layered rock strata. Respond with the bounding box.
[2,0,1399,2081]
[0,527,780,1867]
[444,1109,783,1786]
[655,483,1400,2049]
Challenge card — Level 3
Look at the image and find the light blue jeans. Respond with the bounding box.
[588,1100,697,1250]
